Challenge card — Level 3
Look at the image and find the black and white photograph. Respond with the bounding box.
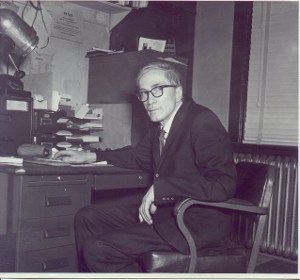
[0,0,298,278]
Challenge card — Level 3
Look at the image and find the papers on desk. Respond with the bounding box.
[23,157,108,167]
[24,157,71,166]
[70,161,109,167]
[0,156,23,166]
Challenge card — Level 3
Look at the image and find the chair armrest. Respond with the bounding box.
[175,198,269,216]
[174,197,269,272]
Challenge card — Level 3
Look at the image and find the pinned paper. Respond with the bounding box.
[33,94,48,109]
[75,104,90,119]
[61,94,72,100]
[85,107,103,120]
[75,104,104,120]
[51,91,73,111]
[52,90,60,111]
[59,93,72,106]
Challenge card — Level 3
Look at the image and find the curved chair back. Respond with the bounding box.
[235,162,274,208]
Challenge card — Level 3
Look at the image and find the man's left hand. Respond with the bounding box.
[139,185,157,225]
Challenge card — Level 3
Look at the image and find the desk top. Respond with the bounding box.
[0,162,148,176]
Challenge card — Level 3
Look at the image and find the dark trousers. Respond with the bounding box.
[74,203,174,272]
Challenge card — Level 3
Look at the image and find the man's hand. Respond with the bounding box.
[52,150,97,164]
[139,185,157,225]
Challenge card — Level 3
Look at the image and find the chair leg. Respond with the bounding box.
[176,199,197,272]
[246,215,267,272]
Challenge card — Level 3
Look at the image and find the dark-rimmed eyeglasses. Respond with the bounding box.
[136,85,177,102]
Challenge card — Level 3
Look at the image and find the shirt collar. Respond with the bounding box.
[161,102,183,135]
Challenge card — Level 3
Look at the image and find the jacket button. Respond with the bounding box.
[155,173,159,178]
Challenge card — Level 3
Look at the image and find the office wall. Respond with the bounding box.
[6,1,235,132]
[11,1,110,109]
[192,2,235,129]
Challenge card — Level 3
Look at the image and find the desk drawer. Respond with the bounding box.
[94,173,152,190]
[21,184,90,219]
[17,245,77,272]
[24,174,88,186]
[19,216,75,251]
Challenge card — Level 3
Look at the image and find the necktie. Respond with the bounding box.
[159,127,166,155]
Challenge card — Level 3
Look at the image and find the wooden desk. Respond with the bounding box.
[0,163,152,272]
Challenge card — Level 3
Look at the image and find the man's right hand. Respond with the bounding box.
[52,150,97,164]
[139,185,157,225]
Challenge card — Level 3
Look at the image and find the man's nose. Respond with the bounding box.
[147,93,156,104]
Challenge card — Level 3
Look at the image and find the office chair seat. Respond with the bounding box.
[139,246,247,273]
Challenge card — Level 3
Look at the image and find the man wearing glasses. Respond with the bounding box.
[53,61,237,272]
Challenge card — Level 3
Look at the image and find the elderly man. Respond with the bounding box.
[53,61,237,272]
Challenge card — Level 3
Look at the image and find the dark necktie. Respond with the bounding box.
[159,127,166,155]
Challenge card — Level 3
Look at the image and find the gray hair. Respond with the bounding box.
[136,61,182,88]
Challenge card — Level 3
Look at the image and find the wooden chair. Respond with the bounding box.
[138,162,276,273]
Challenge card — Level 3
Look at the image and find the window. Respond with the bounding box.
[244,2,298,146]
[229,2,298,147]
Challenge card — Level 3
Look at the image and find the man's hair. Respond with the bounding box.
[136,61,182,88]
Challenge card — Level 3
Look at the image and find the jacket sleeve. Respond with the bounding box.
[95,126,156,173]
[154,110,237,205]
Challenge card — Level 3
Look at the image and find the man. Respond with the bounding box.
[53,61,237,272]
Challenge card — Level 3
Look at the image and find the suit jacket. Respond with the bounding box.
[96,99,237,253]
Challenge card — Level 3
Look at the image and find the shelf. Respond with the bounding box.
[70,1,131,13]
[69,1,131,30]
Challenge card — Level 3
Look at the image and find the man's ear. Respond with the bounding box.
[175,86,183,102]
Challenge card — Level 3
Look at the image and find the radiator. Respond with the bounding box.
[233,153,298,261]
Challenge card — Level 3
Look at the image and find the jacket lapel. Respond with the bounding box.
[156,101,191,169]
[153,125,161,167]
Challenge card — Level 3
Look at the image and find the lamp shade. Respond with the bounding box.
[0,8,39,57]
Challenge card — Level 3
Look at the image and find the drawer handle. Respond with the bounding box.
[44,227,71,239]
[42,257,69,271]
[45,196,72,207]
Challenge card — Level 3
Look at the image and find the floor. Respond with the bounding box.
[255,253,298,273]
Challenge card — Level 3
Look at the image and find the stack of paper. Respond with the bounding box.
[78,121,103,130]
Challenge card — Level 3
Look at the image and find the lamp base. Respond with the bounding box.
[0,74,31,97]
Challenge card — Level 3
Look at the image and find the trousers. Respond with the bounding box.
[74,203,175,272]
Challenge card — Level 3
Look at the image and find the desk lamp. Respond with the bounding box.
[0,8,38,91]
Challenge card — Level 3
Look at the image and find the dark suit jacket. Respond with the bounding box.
[96,99,237,253]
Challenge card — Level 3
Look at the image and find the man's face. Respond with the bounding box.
[138,69,183,124]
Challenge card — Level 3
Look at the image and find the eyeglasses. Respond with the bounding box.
[136,85,177,102]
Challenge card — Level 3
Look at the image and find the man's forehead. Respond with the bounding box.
[139,69,168,83]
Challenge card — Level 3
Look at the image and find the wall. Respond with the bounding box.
[192,1,235,129]
[5,1,111,109]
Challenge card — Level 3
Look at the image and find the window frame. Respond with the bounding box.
[228,1,253,143]
[228,1,298,156]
